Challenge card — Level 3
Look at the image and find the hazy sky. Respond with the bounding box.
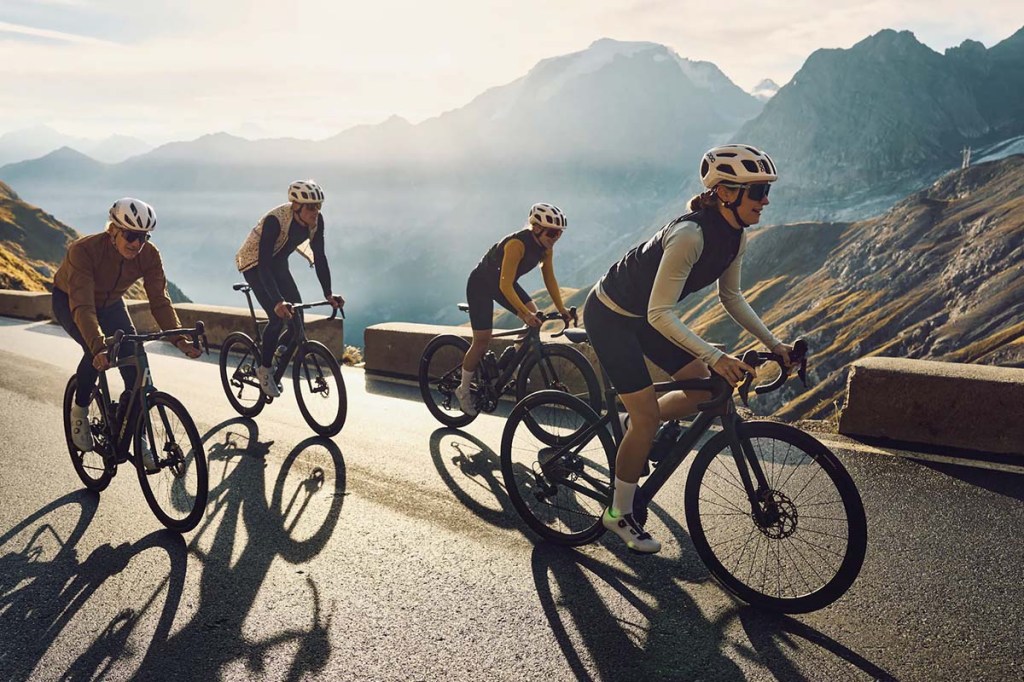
[1,0,1021,143]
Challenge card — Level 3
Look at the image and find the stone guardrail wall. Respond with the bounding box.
[839,357,1024,456]
[6,289,1020,457]
[0,290,344,358]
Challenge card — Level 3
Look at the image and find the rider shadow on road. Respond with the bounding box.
[528,498,892,681]
[130,418,345,680]
[0,491,189,682]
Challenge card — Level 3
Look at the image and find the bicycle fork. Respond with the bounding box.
[723,415,775,523]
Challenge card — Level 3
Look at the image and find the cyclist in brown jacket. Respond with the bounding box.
[52,197,201,454]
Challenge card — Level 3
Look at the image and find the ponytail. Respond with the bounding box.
[687,189,718,212]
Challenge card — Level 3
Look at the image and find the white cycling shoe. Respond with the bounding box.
[454,383,477,416]
[602,508,661,554]
[256,365,282,398]
[70,403,94,452]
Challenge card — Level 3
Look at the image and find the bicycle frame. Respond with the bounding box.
[538,370,770,515]
[94,351,155,459]
[480,325,547,395]
[233,286,338,386]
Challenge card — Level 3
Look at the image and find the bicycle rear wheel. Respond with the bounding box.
[135,391,208,532]
[293,341,347,437]
[684,421,867,613]
[219,331,266,418]
[500,390,615,545]
[63,376,113,492]
[515,344,602,444]
[418,334,476,427]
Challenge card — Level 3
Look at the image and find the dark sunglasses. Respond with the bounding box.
[541,228,563,239]
[745,183,771,201]
[301,202,322,211]
[120,229,151,244]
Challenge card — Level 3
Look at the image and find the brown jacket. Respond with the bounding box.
[53,232,181,355]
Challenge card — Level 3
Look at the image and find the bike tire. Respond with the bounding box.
[515,343,602,444]
[293,341,347,437]
[63,376,114,492]
[219,331,267,418]
[418,334,476,428]
[684,421,867,613]
[135,391,208,532]
[500,390,615,545]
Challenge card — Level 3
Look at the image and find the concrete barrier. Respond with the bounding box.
[839,357,1024,456]
[0,291,53,320]
[0,290,344,358]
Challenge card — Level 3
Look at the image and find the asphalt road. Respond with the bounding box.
[1,317,1022,681]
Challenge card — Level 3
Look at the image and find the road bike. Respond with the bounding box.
[500,338,868,613]
[418,305,601,430]
[62,323,209,532]
[219,283,347,437]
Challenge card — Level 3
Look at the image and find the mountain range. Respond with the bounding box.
[0,28,1022,361]
[0,126,152,166]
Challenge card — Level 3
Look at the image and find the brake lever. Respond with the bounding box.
[106,329,126,365]
[738,349,761,407]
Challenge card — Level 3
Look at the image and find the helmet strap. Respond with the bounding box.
[721,186,750,229]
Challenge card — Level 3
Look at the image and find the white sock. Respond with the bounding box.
[611,477,637,517]
[460,368,475,391]
[617,412,630,433]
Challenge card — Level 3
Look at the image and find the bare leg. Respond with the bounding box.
[616,386,660,484]
[657,358,711,421]
[463,329,492,375]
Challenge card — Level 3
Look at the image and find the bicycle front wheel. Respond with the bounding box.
[219,331,266,418]
[135,391,208,532]
[500,390,615,545]
[293,341,347,437]
[684,421,867,613]
[515,344,602,444]
[63,376,113,492]
[418,334,475,428]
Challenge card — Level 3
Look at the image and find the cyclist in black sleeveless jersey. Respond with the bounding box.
[584,145,795,553]
[455,203,571,415]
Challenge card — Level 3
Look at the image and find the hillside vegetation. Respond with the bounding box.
[499,156,1024,419]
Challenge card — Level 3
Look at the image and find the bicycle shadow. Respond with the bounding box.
[0,491,188,682]
[130,418,344,680]
[528,485,889,680]
[427,427,520,530]
[737,608,898,681]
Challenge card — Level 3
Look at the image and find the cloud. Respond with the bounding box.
[0,0,1020,140]
[0,20,117,46]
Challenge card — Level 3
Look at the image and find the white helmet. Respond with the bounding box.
[528,203,567,230]
[108,197,157,232]
[700,144,778,189]
[288,180,325,204]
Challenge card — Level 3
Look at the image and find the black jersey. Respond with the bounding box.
[600,209,742,316]
[472,228,546,293]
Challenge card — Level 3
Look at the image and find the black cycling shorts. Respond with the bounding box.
[466,269,531,331]
[584,289,696,394]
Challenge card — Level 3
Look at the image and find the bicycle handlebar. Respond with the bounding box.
[106,322,210,362]
[281,300,345,320]
[548,306,578,338]
[737,338,809,407]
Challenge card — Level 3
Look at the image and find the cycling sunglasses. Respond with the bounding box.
[721,182,772,201]
[746,183,771,201]
[541,228,563,239]
[120,229,151,244]
[300,202,322,211]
